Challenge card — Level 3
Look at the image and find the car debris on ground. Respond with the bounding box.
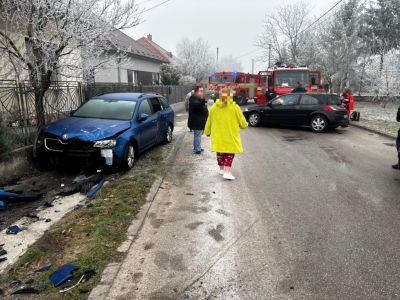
[49,264,79,287]
[6,225,22,235]
[35,262,52,273]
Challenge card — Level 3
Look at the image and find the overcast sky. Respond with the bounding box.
[124,0,340,73]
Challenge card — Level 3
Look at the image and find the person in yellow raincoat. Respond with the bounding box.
[204,87,248,180]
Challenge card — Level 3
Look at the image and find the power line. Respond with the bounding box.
[236,0,345,60]
[141,0,172,14]
[137,0,160,5]
[294,0,344,39]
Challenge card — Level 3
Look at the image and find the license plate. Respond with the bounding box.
[100,149,113,158]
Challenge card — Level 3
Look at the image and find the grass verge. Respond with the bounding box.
[356,119,398,138]
[1,142,171,299]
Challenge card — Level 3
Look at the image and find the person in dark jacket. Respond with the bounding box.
[188,86,208,154]
[393,106,400,169]
[291,82,307,93]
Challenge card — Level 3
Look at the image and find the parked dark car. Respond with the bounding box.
[243,93,349,132]
[34,93,174,169]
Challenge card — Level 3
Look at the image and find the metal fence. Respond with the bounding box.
[0,80,191,156]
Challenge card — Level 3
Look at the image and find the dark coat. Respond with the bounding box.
[188,95,208,130]
[397,106,400,122]
[291,87,307,93]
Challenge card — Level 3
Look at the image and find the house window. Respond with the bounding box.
[152,73,160,85]
[127,70,134,84]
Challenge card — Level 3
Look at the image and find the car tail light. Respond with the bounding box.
[324,105,340,112]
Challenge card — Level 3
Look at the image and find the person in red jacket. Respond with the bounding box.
[342,87,354,115]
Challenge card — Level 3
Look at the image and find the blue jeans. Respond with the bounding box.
[193,130,203,153]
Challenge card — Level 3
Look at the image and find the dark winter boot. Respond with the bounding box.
[393,152,400,170]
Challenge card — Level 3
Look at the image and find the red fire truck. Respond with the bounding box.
[208,71,259,105]
[257,66,325,104]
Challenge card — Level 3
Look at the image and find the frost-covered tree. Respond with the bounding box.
[160,63,181,85]
[316,0,362,93]
[257,1,310,64]
[363,0,400,73]
[0,0,140,127]
[178,75,196,86]
[217,55,243,72]
[175,37,215,83]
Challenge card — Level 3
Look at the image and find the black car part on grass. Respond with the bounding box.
[11,287,40,295]
[35,262,52,273]
[58,174,103,197]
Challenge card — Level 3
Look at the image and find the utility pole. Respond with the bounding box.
[268,43,272,69]
[251,59,255,74]
[216,47,219,69]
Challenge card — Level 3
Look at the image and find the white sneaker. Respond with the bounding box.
[223,173,236,180]
[219,170,224,175]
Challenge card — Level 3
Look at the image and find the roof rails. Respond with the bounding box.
[138,92,160,98]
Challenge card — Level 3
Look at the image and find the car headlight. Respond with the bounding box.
[244,108,249,112]
[93,140,117,148]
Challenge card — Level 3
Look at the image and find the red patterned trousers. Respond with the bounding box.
[217,153,235,167]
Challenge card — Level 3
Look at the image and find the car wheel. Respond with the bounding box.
[122,143,136,170]
[248,112,261,127]
[310,115,328,133]
[164,125,173,144]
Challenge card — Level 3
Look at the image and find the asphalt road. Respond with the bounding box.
[107,119,400,300]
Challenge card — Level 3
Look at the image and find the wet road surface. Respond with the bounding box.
[107,121,400,299]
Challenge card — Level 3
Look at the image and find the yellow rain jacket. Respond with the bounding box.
[204,97,248,154]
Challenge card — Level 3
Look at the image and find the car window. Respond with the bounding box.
[73,99,136,121]
[271,94,299,106]
[314,94,341,105]
[138,99,153,116]
[327,95,341,105]
[158,97,169,109]
[299,95,319,105]
[149,98,163,113]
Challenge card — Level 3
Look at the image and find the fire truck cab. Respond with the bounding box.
[256,66,325,105]
[208,71,259,105]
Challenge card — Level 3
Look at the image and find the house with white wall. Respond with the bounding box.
[93,30,169,85]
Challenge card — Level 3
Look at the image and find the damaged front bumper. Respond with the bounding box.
[35,136,119,167]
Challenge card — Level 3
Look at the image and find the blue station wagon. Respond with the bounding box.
[34,93,175,169]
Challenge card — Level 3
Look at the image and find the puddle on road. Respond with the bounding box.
[320,146,351,164]
[208,224,225,242]
[282,135,303,142]
[383,142,396,147]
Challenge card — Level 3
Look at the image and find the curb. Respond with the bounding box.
[88,129,187,300]
[351,122,397,140]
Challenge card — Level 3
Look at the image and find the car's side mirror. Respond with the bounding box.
[138,113,149,122]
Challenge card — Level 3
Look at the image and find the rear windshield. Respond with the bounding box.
[327,95,341,105]
[73,99,137,120]
[314,94,341,105]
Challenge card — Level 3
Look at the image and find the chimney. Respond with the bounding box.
[147,34,152,41]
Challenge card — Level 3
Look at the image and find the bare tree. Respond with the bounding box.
[0,0,141,127]
[175,37,215,83]
[257,1,310,65]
